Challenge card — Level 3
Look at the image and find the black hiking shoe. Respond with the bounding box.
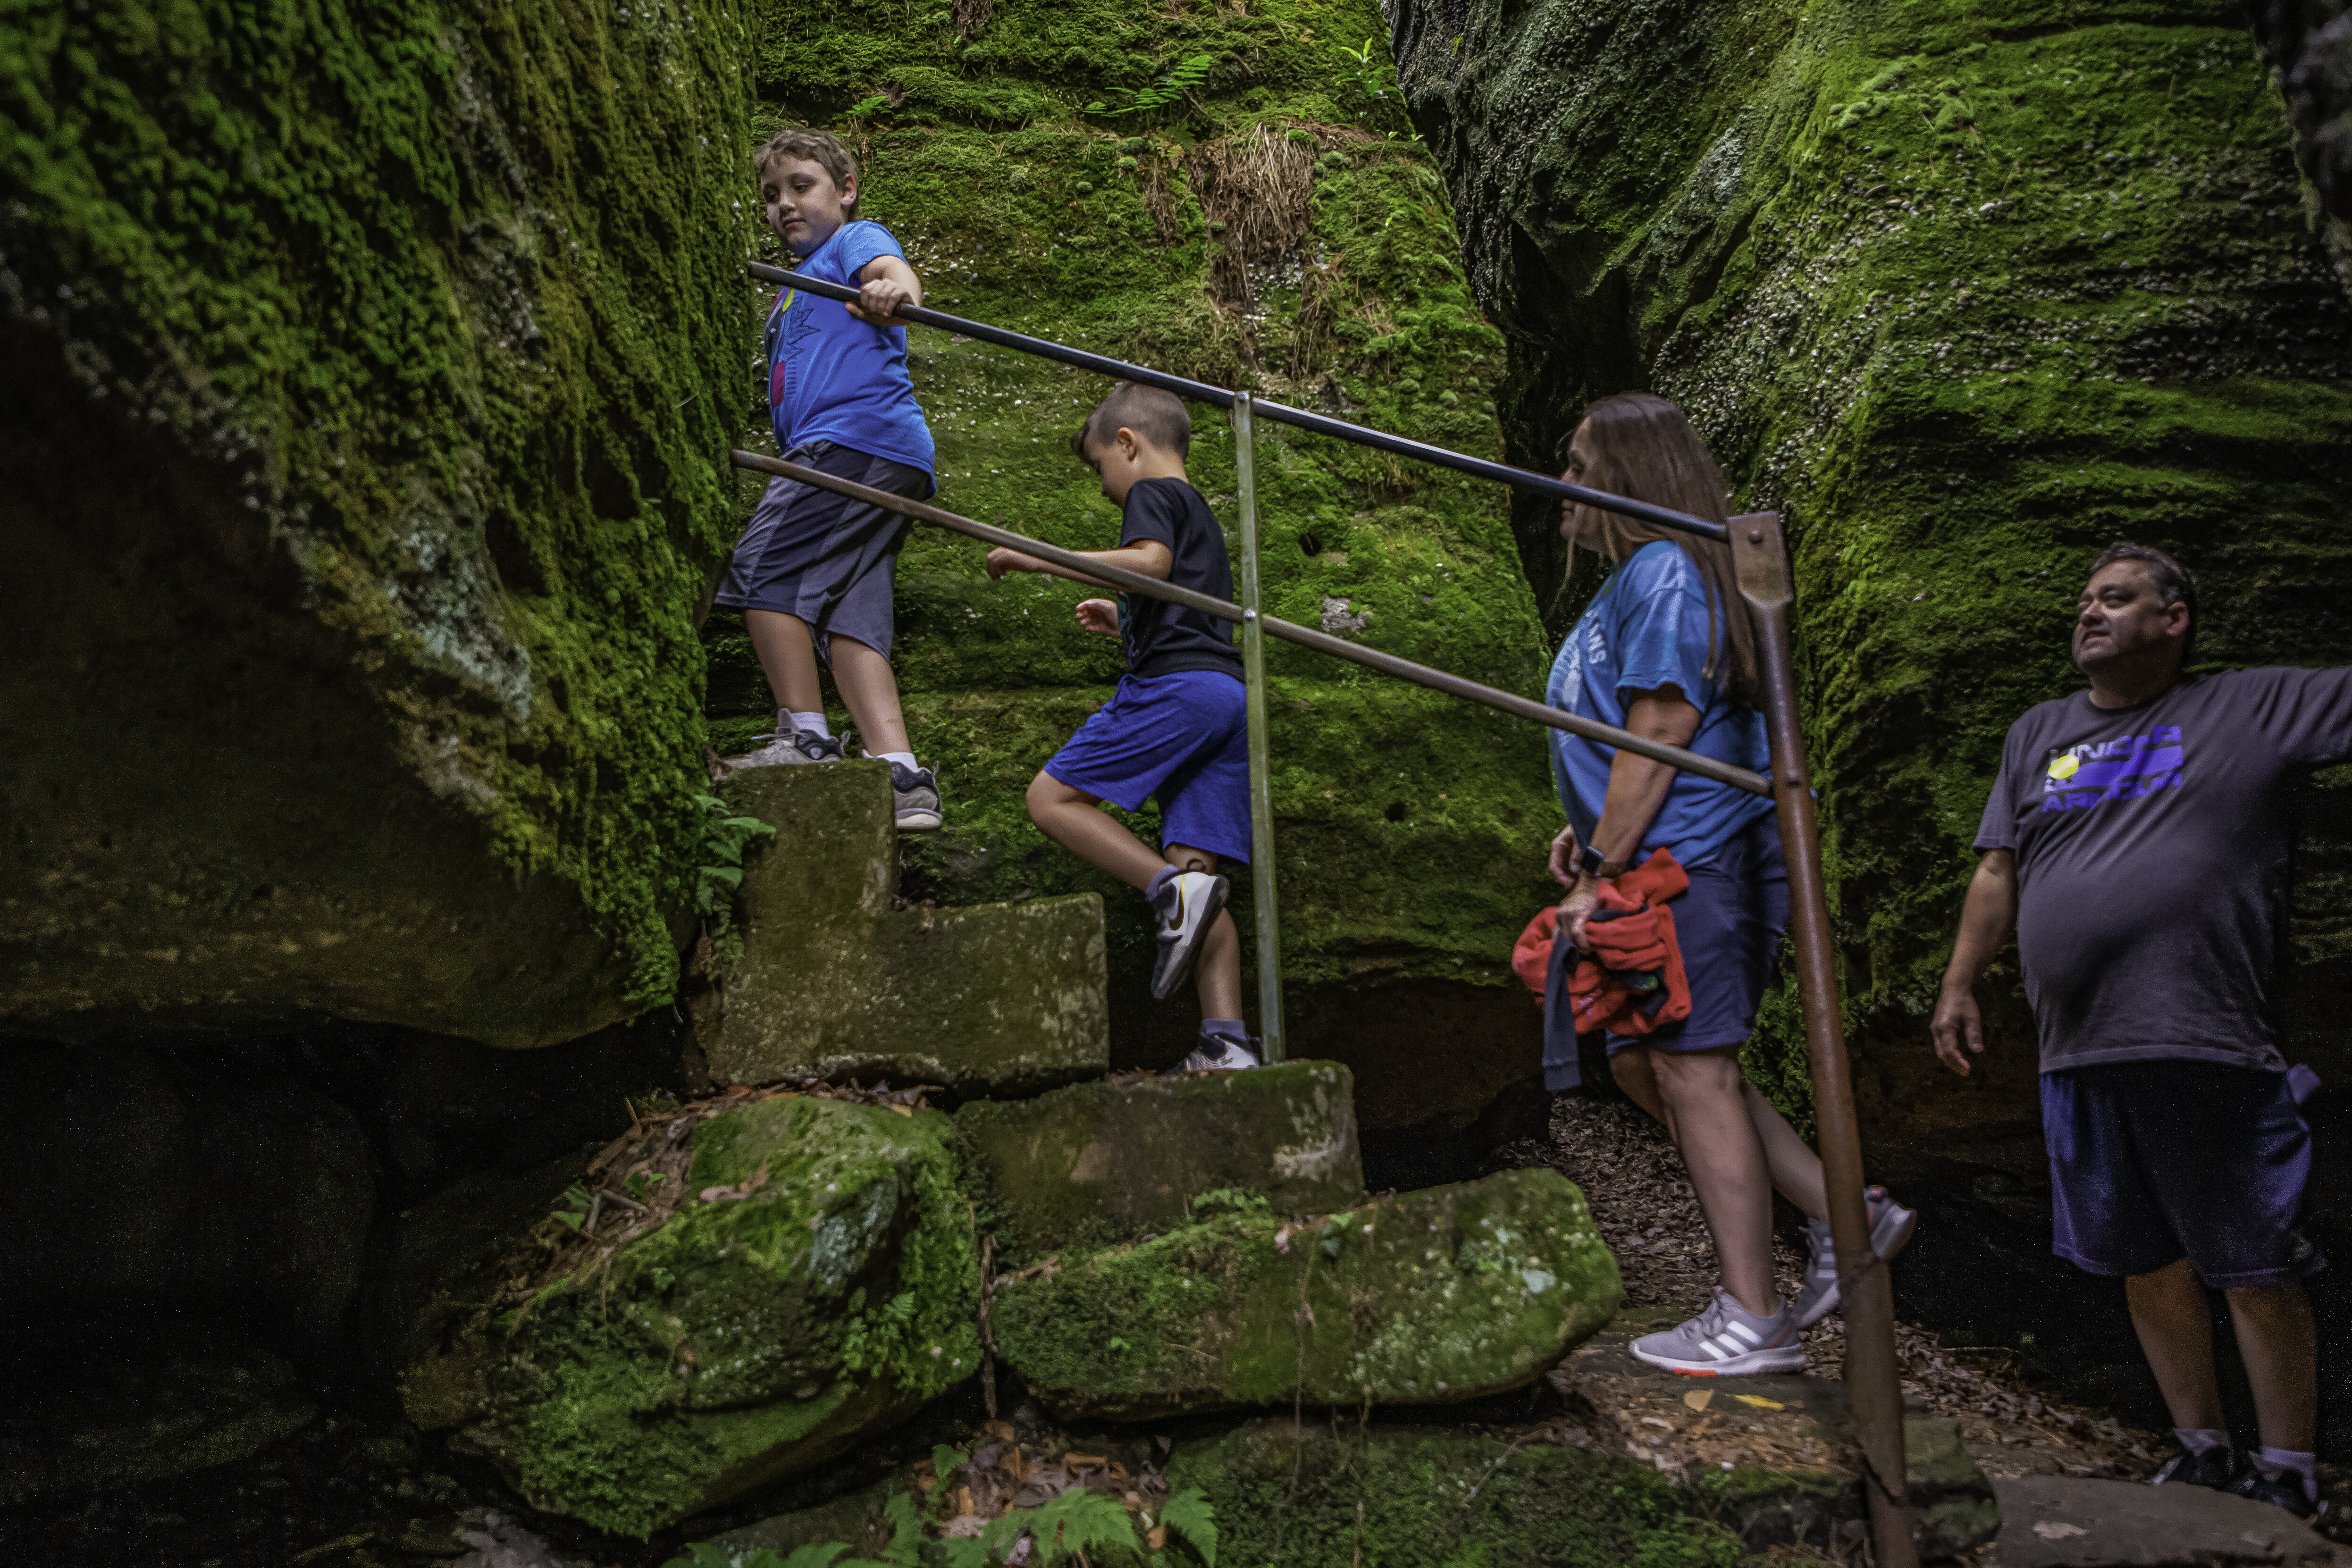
[2149,1442,2249,1492]
[2229,1465,2325,1520]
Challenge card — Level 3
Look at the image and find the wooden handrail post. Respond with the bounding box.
[1730,512,1916,1568]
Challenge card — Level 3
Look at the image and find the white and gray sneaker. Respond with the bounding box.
[722,728,845,772]
[1149,871,1229,1001]
[889,762,943,833]
[1176,1031,1261,1073]
[1790,1185,1918,1328]
[1630,1287,1807,1377]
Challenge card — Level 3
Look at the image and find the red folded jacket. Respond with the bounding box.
[1511,849,1692,1036]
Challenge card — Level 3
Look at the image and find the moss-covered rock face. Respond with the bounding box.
[1,0,755,1047]
[2250,0,2352,234]
[990,1165,1618,1420]
[1164,1420,1740,1568]
[692,763,1109,1094]
[955,1059,1363,1266]
[1391,0,2352,1131]
[717,1,1561,1075]
[448,1096,980,1536]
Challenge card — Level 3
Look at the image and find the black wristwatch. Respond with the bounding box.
[1579,844,1610,879]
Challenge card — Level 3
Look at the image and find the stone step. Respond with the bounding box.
[1994,1474,2345,1567]
[990,1165,1619,1420]
[692,764,1107,1096]
[955,1060,1363,1266]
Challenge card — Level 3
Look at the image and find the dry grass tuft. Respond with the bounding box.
[1196,124,1318,307]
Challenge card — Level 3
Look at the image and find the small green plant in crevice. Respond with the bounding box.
[694,794,776,915]
[1186,1188,1269,1220]
[1338,37,1397,102]
[842,92,892,126]
[551,1184,594,1232]
[1087,53,1218,117]
[663,1486,1215,1568]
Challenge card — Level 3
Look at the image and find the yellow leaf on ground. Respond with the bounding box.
[890,1103,915,1117]
[1732,1394,1785,1411]
[1683,1390,1714,1412]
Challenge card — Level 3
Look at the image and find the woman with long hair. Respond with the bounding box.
[1544,392,1914,1374]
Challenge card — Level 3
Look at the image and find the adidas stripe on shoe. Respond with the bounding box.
[1629,1287,1807,1377]
[1790,1186,1918,1329]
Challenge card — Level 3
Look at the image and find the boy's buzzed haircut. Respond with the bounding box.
[1076,382,1191,459]
[756,128,860,217]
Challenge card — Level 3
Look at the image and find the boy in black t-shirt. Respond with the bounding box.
[983,383,1255,1071]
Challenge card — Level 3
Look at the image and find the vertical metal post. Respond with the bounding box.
[1232,394,1285,1062]
[1730,513,1916,1568]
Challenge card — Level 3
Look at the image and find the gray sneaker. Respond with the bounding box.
[890,761,942,833]
[721,728,843,773]
[1149,871,1229,1001]
[1176,1032,1261,1073]
[1630,1286,1806,1376]
[1791,1185,1917,1328]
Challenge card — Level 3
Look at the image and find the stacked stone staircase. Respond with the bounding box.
[390,764,1621,1534]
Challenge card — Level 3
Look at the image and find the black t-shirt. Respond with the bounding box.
[1973,667,2352,1073]
[1116,478,1243,679]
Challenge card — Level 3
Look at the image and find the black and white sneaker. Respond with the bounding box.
[890,762,942,833]
[1149,871,1229,1001]
[2151,1442,2250,1492]
[2228,1462,2325,1519]
[722,728,844,772]
[1176,1032,1262,1073]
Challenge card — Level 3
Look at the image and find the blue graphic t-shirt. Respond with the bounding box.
[1974,667,2352,1073]
[765,218,935,487]
[1544,540,1772,870]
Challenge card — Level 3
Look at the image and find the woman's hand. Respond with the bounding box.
[1558,874,1604,950]
[1075,598,1119,636]
[1547,824,1581,889]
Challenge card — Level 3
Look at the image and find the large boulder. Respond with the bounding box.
[991,1166,1619,1420]
[2,0,752,1047]
[407,1093,981,1536]
[691,764,1108,1095]
[955,1060,1363,1266]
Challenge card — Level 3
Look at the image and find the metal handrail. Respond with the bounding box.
[744,262,1730,544]
[725,449,1772,797]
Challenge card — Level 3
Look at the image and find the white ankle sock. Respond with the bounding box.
[2175,1427,2230,1455]
[787,710,831,740]
[875,751,917,771]
[2257,1445,2318,1501]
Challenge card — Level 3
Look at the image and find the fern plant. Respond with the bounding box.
[693,793,777,916]
[1085,54,1217,117]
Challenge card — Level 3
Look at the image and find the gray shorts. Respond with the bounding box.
[714,440,931,661]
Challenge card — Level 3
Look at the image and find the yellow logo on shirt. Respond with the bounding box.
[2048,753,2080,780]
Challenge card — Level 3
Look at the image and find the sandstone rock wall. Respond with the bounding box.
[1390,0,2352,1140]
[2,0,756,1046]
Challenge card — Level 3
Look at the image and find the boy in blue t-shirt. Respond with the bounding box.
[716,129,943,833]
[983,384,1258,1072]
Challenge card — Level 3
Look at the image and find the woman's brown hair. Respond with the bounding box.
[1563,392,1760,709]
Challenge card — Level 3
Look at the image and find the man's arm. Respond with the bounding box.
[1930,849,2018,1077]
[848,252,923,325]
[983,540,1173,591]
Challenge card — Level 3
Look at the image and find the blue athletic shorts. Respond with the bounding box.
[1043,671,1252,864]
[2043,1061,2324,1288]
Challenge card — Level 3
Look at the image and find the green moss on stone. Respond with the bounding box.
[465,1096,980,1535]
[4,0,758,1039]
[955,1059,1363,1266]
[1164,1420,1742,1568]
[990,1166,1619,1419]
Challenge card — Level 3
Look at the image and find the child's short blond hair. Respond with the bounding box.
[755,128,860,217]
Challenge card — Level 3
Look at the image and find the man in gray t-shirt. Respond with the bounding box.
[1933,543,2344,1519]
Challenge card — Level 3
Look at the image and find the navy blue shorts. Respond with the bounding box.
[2043,1062,2324,1288]
[1043,671,1252,864]
[714,440,930,660]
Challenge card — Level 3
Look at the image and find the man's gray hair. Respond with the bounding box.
[2090,540,2197,666]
